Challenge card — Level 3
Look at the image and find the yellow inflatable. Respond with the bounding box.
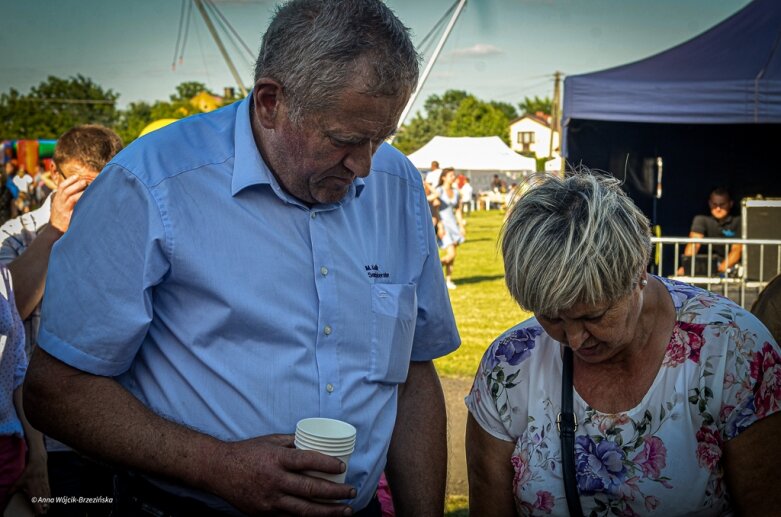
[139,118,179,137]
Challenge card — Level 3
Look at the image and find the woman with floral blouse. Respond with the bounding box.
[465,173,781,516]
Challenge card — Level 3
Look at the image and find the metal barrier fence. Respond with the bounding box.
[650,237,781,308]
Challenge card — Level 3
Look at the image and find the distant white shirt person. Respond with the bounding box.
[425,160,442,187]
[460,176,474,213]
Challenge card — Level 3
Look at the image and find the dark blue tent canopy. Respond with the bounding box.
[561,0,781,243]
[563,0,781,137]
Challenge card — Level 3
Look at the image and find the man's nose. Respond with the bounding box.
[563,321,589,350]
[344,141,374,178]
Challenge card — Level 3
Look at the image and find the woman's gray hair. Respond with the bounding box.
[501,172,652,316]
[254,0,420,123]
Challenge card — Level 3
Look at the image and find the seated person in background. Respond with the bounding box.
[677,186,742,275]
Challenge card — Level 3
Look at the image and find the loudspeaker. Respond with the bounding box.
[742,198,781,281]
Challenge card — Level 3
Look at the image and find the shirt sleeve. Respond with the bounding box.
[464,346,516,442]
[690,215,709,235]
[0,218,25,265]
[718,309,781,441]
[37,164,170,377]
[409,172,460,361]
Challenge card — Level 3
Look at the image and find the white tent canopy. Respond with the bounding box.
[407,136,536,172]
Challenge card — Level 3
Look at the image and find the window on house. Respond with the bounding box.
[517,131,535,152]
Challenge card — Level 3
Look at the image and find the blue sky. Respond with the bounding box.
[0,0,750,121]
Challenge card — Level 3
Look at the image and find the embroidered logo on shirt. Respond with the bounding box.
[365,264,390,279]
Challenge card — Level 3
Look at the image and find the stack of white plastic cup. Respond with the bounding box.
[295,417,357,484]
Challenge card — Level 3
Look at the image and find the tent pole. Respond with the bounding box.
[391,0,468,139]
[193,0,248,97]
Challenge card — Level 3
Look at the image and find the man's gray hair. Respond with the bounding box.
[501,172,652,316]
[254,0,420,123]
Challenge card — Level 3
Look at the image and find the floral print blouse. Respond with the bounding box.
[465,277,781,516]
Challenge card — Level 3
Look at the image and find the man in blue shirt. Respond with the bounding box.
[23,1,460,516]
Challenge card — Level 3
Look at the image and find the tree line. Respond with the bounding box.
[0,75,551,154]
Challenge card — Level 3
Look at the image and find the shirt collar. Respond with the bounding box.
[230,95,366,204]
[231,95,274,196]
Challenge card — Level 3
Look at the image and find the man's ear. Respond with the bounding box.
[51,161,62,187]
[253,79,284,130]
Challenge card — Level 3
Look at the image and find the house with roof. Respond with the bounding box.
[508,112,560,159]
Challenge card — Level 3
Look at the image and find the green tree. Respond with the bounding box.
[392,90,470,154]
[171,81,213,102]
[115,82,236,144]
[0,75,119,140]
[518,95,552,116]
[449,97,512,145]
[392,90,519,154]
[489,101,518,121]
[114,101,154,145]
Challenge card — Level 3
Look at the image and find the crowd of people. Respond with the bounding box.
[0,1,779,516]
[1,161,57,223]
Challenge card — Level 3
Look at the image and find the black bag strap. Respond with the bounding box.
[558,346,583,517]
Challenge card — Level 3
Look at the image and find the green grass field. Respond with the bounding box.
[433,209,531,380]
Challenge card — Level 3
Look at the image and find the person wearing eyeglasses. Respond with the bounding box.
[677,186,742,276]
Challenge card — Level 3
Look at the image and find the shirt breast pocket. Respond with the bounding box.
[368,283,417,384]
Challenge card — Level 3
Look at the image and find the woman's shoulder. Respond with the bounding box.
[659,275,755,327]
[658,275,778,385]
[466,318,556,440]
[479,318,554,372]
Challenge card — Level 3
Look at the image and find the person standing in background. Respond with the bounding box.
[425,160,442,188]
[459,176,473,215]
[432,167,465,290]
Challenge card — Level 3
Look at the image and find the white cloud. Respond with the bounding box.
[449,43,503,58]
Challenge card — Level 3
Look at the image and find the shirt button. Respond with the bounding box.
[324,325,332,335]
[320,266,328,276]
[310,212,317,219]
[326,383,334,393]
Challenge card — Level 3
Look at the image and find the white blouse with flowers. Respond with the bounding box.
[465,277,781,516]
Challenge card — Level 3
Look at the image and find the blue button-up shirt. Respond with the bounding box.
[38,96,460,512]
